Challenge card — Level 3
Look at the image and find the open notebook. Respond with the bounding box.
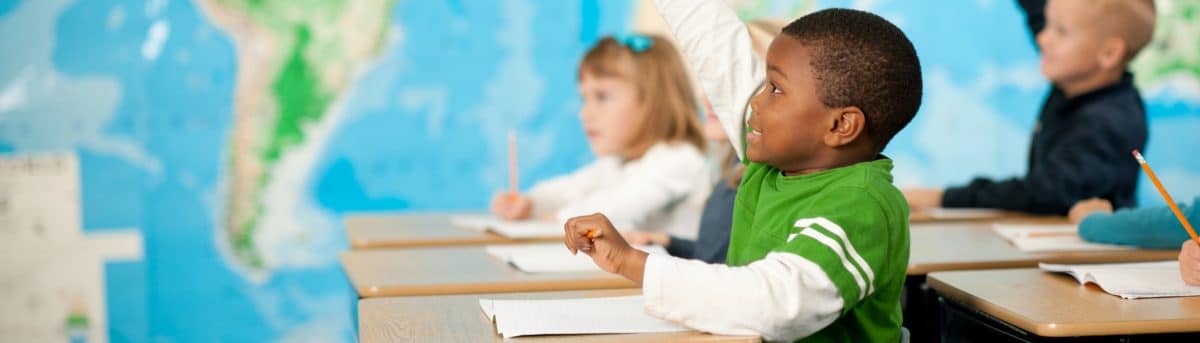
[992,223,1134,252]
[486,243,668,273]
[449,215,561,239]
[1040,261,1200,299]
[479,295,687,338]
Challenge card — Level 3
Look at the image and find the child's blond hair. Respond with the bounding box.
[1091,0,1156,62]
[578,35,705,159]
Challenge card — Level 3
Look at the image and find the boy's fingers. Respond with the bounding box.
[563,217,579,254]
[1184,241,1200,258]
[562,214,614,255]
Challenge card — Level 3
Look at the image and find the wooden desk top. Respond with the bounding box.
[357,289,761,342]
[340,245,636,298]
[929,268,1200,337]
[908,222,1178,275]
[908,208,1038,223]
[345,212,559,249]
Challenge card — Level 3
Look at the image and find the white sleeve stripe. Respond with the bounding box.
[799,229,867,300]
[795,217,876,294]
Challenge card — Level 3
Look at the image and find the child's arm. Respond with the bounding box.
[525,159,610,219]
[664,236,696,259]
[1079,196,1200,249]
[563,214,845,341]
[1016,0,1046,48]
[554,145,708,232]
[566,190,896,341]
[941,110,1138,215]
[652,0,765,160]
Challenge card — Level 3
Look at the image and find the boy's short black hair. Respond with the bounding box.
[782,9,922,152]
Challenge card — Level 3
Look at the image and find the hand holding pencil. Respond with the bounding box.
[490,129,533,220]
[1133,150,1199,246]
[1133,150,1200,286]
[563,213,648,284]
[490,193,532,220]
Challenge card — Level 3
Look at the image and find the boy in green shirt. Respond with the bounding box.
[564,1,921,341]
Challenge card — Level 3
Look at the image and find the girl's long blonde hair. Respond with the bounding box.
[578,34,705,159]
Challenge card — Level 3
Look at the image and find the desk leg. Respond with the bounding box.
[903,275,941,343]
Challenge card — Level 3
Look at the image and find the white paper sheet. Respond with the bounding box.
[450,215,562,239]
[1040,261,1200,299]
[479,295,687,338]
[486,243,668,273]
[992,223,1133,252]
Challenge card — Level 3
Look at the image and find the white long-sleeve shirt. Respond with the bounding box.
[642,0,850,341]
[527,142,711,239]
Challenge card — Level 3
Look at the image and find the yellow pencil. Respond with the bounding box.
[1132,150,1200,245]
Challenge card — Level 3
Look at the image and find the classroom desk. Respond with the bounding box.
[357,289,761,342]
[344,212,559,249]
[903,221,1180,342]
[907,222,1179,275]
[929,268,1200,340]
[340,245,635,298]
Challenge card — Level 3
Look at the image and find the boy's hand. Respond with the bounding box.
[490,193,532,220]
[621,231,670,247]
[563,213,648,284]
[1181,241,1200,286]
[902,188,944,210]
[1068,198,1113,224]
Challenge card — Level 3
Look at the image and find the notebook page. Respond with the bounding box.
[488,220,563,238]
[484,243,565,261]
[449,215,562,238]
[992,223,1077,241]
[1040,261,1200,299]
[1038,263,1089,284]
[993,224,1131,252]
[487,243,669,273]
[479,295,687,338]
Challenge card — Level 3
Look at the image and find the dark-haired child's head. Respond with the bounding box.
[747,8,921,174]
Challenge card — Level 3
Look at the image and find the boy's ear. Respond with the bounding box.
[1097,37,1128,69]
[824,106,867,148]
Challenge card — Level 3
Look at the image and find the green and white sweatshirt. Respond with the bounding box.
[642,0,911,341]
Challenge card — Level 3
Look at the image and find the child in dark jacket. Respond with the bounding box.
[905,0,1155,216]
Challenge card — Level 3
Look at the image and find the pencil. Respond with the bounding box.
[1133,150,1199,245]
[508,129,519,197]
[586,229,599,239]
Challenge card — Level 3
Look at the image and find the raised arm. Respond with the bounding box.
[652,0,766,160]
[1016,0,1046,49]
